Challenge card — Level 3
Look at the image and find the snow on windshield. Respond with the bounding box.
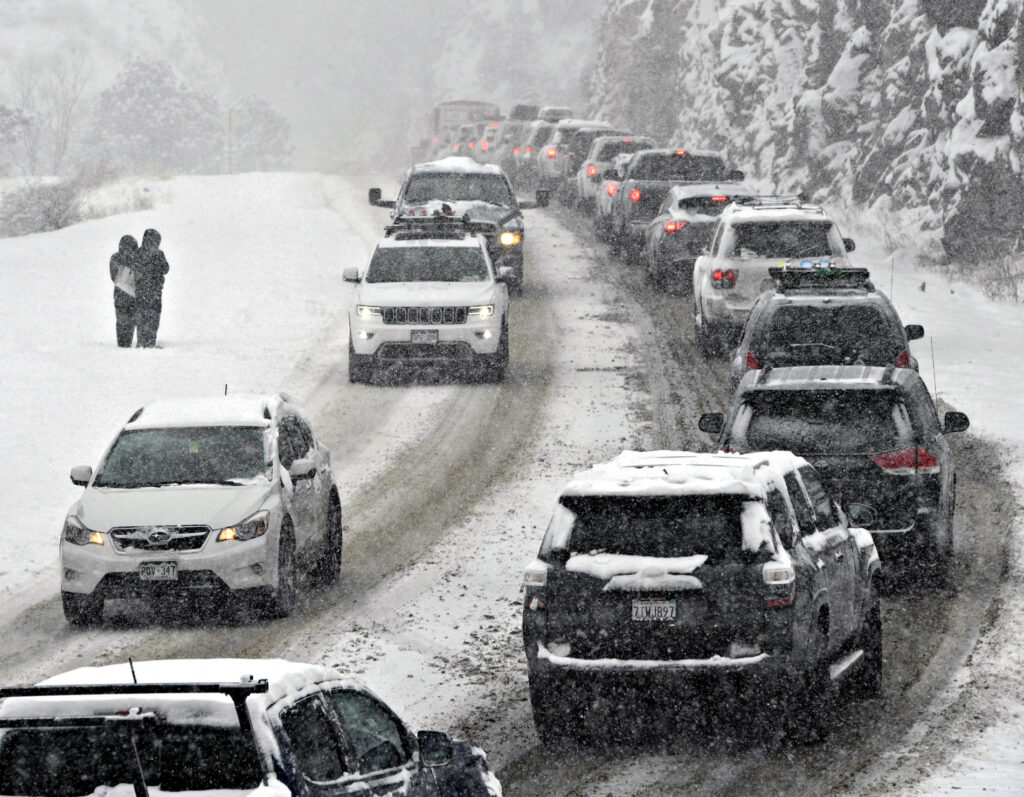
[403,173,513,206]
[366,247,489,283]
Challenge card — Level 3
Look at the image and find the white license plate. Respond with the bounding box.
[411,329,438,344]
[632,599,676,622]
[139,561,177,581]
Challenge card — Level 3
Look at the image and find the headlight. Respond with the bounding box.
[63,516,104,546]
[356,305,382,319]
[499,231,522,247]
[218,511,270,542]
[468,305,495,319]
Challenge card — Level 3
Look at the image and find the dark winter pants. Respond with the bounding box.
[136,297,162,348]
[114,288,135,348]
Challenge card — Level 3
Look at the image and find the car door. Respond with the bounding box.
[277,416,318,556]
[277,694,355,796]
[329,689,430,797]
[291,414,328,540]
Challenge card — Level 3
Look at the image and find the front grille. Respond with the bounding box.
[377,342,474,361]
[383,307,468,325]
[110,526,210,553]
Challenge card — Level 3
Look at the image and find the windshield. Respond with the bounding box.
[0,724,261,795]
[560,495,761,562]
[761,305,901,363]
[629,154,727,181]
[727,221,844,258]
[732,391,913,454]
[366,247,489,283]
[403,173,514,206]
[94,426,268,487]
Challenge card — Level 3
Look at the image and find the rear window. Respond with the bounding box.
[367,247,488,283]
[403,172,513,207]
[595,139,653,160]
[0,725,260,795]
[725,221,844,259]
[524,124,554,147]
[676,196,743,216]
[560,495,765,562]
[629,153,727,181]
[731,391,914,454]
[760,304,902,362]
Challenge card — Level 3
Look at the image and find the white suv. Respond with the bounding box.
[692,197,856,356]
[344,217,511,383]
[59,393,341,625]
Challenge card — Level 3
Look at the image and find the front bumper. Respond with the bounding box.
[350,314,502,358]
[60,533,276,597]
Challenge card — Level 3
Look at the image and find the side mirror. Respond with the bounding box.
[70,465,93,486]
[368,188,381,205]
[417,731,453,767]
[843,237,856,252]
[698,412,724,435]
[288,458,316,480]
[496,266,514,282]
[535,189,550,208]
[905,324,924,341]
[728,169,745,181]
[943,411,970,434]
[342,267,360,283]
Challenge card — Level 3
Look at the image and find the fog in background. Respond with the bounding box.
[196,0,603,169]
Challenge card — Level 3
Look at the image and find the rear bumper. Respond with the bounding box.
[534,641,782,676]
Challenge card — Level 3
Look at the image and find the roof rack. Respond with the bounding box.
[732,194,823,213]
[385,211,498,239]
[768,266,873,292]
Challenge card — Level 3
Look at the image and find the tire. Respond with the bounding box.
[479,320,509,383]
[644,253,664,288]
[594,216,611,243]
[348,339,372,384]
[262,523,298,619]
[62,591,103,627]
[695,308,717,359]
[784,628,832,744]
[314,492,343,586]
[529,671,588,745]
[851,598,883,700]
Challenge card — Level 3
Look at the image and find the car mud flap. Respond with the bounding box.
[828,648,864,683]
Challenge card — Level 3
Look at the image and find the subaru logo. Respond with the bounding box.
[148,528,171,544]
[813,460,830,471]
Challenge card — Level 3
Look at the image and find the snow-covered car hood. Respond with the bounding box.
[356,282,499,306]
[75,482,274,531]
[397,199,520,227]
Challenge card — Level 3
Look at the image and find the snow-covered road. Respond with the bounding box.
[0,172,1021,795]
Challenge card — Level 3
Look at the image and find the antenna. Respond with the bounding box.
[930,337,938,397]
[224,384,228,396]
[128,657,138,684]
[890,252,895,298]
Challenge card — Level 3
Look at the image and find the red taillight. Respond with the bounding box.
[763,561,795,608]
[525,146,532,154]
[546,147,557,159]
[745,351,760,371]
[432,136,439,143]
[481,140,489,152]
[622,138,633,142]
[675,149,687,156]
[586,164,598,177]
[489,122,500,127]
[513,146,520,155]
[712,268,737,288]
[454,143,460,150]
[606,182,619,196]
[468,141,475,149]
[871,446,940,474]
[664,220,686,233]
[895,349,910,367]
[711,195,728,202]
[629,189,642,202]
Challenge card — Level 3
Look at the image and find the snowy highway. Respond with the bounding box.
[0,173,1020,795]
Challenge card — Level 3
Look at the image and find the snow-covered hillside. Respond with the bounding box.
[588,0,1024,263]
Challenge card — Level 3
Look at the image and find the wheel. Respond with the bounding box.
[644,253,664,288]
[783,627,832,744]
[314,492,343,586]
[62,591,103,627]
[348,339,372,384]
[594,216,610,243]
[529,671,588,745]
[695,307,717,359]
[261,523,297,619]
[479,320,508,383]
[850,596,883,700]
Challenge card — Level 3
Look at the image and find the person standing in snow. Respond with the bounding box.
[134,228,169,348]
[109,234,138,347]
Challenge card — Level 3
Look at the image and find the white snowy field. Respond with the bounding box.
[0,173,1022,793]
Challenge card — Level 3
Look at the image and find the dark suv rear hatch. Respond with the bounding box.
[544,495,772,660]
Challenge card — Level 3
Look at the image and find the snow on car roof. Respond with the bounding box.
[633,147,725,160]
[377,234,484,249]
[553,118,612,129]
[724,202,834,223]
[560,449,807,499]
[412,156,503,175]
[125,394,284,429]
[667,181,748,199]
[747,364,910,389]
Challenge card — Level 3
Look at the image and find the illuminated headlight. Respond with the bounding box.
[218,511,270,542]
[63,516,103,546]
[356,305,382,319]
[468,305,495,319]
[499,231,522,247]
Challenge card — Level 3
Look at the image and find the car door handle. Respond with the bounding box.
[834,551,845,562]
[816,558,825,571]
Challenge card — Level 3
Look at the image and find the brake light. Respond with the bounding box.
[546,147,557,158]
[622,138,633,142]
[629,189,642,202]
[712,268,737,288]
[762,560,795,608]
[468,141,475,149]
[513,146,520,155]
[606,182,619,196]
[895,349,910,367]
[675,149,687,156]
[525,145,532,154]
[454,143,460,150]
[489,122,501,127]
[432,136,439,143]
[664,220,686,233]
[712,195,728,202]
[481,140,488,152]
[745,351,760,371]
[871,446,940,475]
[523,559,548,611]
[586,164,598,177]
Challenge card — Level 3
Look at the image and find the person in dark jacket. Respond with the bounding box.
[134,228,170,348]
[109,235,138,347]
